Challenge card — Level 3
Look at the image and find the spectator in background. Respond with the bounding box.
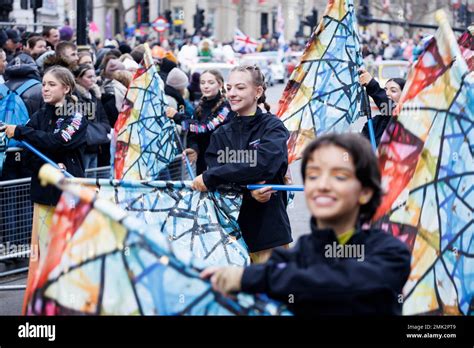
[55,41,79,67]
[1,53,43,181]
[2,29,21,62]
[188,72,202,106]
[26,36,48,60]
[43,26,60,50]
[130,44,146,64]
[165,67,190,114]
[59,26,74,42]
[73,64,111,175]
[78,51,93,65]
[0,48,6,83]
[100,57,127,125]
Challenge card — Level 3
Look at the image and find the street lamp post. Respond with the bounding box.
[76,0,87,46]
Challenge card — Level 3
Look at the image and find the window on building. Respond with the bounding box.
[261,12,269,37]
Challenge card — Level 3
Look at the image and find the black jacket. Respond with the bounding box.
[4,61,43,116]
[203,108,292,252]
[0,62,43,180]
[241,218,411,315]
[361,79,395,146]
[186,93,232,175]
[13,102,88,205]
[74,85,111,154]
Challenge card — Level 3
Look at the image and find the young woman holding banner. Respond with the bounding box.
[200,133,411,315]
[191,65,292,263]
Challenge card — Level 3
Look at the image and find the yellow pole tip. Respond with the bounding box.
[435,10,447,24]
[38,164,65,187]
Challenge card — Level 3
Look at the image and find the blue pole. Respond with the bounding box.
[247,184,304,192]
[366,117,377,152]
[21,141,74,178]
[362,87,377,152]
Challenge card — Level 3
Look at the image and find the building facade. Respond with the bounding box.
[4,0,466,42]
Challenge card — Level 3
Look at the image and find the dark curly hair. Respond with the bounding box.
[300,133,382,224]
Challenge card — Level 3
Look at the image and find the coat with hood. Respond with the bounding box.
[74,84,111,154]
[241,218,412,315]
[202,108,292,252]
[3,53,43,116]
[0,54,43,180]
[12,100,88,206]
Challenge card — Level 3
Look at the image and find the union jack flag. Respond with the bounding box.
[233,28,258,54]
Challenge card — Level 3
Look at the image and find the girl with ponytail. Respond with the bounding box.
[166,69,234,175]
[191,65,292,263]
[3,65,88,206]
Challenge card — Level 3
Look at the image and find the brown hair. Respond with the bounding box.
[300,133,382,224]
[195,69,226,118]
[42,26,57,38]
[230,65,271,112]
[27,36,46,50]
[43,65,78,103]
[78,51,93,64]
[111,70,133,89]
[73,64,95,79]
[55,41,77,59]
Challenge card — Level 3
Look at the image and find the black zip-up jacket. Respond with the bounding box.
[241,218,411,315]
[203,108,292,252]
[13,102,88,205]
[361,78,395,146]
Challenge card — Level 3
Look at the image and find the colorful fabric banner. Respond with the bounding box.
[25,180,288,316]
[373,11,473,315]
[277,0,363,163]
[111,43,178,180]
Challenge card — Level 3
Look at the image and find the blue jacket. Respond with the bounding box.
[241,218,411,315]
[203,108,292,252]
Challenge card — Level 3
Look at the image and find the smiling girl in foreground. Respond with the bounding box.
[192,65,292,263]
[201,133,411,315]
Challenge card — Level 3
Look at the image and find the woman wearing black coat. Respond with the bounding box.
[200,133,411,316]
[359,67,406,146]
[192,65,292,263]
[73,64,111,176]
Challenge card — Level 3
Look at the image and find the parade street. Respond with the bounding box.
[0,81,311,316]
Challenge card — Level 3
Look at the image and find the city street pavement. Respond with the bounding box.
[0,81,310,316]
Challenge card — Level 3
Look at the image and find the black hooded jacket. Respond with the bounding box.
[361,78,395,146]
[0,56,43,180]
[4,54,43,116]
[203,108,292,252]
[241,218,412,315]
[13,102,88,205]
